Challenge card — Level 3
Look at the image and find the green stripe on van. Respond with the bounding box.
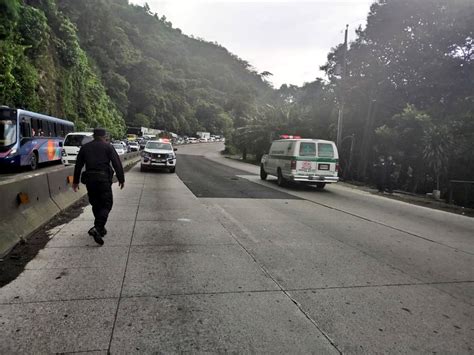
[269,155,338,163]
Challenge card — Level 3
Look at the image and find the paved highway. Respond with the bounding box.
[0,142,472,353]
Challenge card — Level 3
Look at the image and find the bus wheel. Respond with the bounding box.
[277,168,286,187]
[30,152,38,170]
[260,164,267,180]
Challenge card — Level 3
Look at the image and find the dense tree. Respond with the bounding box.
[0,0,125,136]
[56,0,272,135]
[319,0,473,196]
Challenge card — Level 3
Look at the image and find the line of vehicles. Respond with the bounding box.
[0,107,169,171]
[60,132,139,166]
[60,131,177,173]
[1,107,340,188]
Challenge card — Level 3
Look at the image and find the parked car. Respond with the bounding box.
[141,139,177,173]
[112,143,126,155]
[139,139,148,150]
[120,140,131,152]
[129,141,140,151]
[61,132,93,165]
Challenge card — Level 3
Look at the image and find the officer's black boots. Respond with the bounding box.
[88,227,104,246]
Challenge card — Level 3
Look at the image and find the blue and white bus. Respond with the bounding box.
[0,107,74,170]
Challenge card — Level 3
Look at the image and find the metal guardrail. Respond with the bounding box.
[448,180,474,206]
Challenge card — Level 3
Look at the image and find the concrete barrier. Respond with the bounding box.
[0,173,60,257]
[47,166,87,210]
[120,151,140,167]
[0,153,141,257]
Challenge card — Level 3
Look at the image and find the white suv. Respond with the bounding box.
[61,132,93,165]
[141,139,177,173]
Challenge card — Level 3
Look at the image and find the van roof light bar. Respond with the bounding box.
[279,134,301,139]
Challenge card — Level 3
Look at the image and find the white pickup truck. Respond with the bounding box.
[260,138,339,189]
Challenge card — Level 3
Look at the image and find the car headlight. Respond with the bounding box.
[7,147,17,157]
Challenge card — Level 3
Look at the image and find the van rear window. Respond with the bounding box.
[64,135,93,147]
[299,142,316,156]
[318,143,334,158]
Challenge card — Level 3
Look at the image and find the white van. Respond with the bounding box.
[260,138,339,189]
[61,132,93,165]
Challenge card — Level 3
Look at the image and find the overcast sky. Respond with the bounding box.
[130,0,374,88]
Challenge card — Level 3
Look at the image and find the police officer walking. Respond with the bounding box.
[72,128,125,245]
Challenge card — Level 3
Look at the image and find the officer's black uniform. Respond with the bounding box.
[73,129,124,244]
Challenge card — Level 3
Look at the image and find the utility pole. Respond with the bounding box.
[357,96,377,179]
[336,24,348,149]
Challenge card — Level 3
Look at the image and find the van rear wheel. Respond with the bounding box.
[316,182,326,190]
[260,164,267,180]
[277,169,286,187]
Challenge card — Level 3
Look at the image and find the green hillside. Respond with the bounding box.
[0,0,273,137]
[0,0,126,136]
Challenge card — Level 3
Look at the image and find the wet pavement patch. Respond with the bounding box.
[176,155,301,200]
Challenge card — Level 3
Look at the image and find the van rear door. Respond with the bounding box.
[295,141,318,176]
[316,142,337,175]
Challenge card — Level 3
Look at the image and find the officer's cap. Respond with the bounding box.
[93,128,107,137]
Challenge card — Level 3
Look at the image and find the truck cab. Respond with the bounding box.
[260,138,339,189]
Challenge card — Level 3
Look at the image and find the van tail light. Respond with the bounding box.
[290,160,297,170]
[336,163,339,172]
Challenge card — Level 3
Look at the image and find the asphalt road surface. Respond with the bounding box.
[176,143,474,353]
[1,142,472,353]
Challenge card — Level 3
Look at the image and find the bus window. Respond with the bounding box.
[55,123,61,137]
[47,121,53,136]
[20,116,32,138]
[31,118,39,136]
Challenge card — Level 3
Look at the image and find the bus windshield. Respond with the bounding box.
[0,119,17,146]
